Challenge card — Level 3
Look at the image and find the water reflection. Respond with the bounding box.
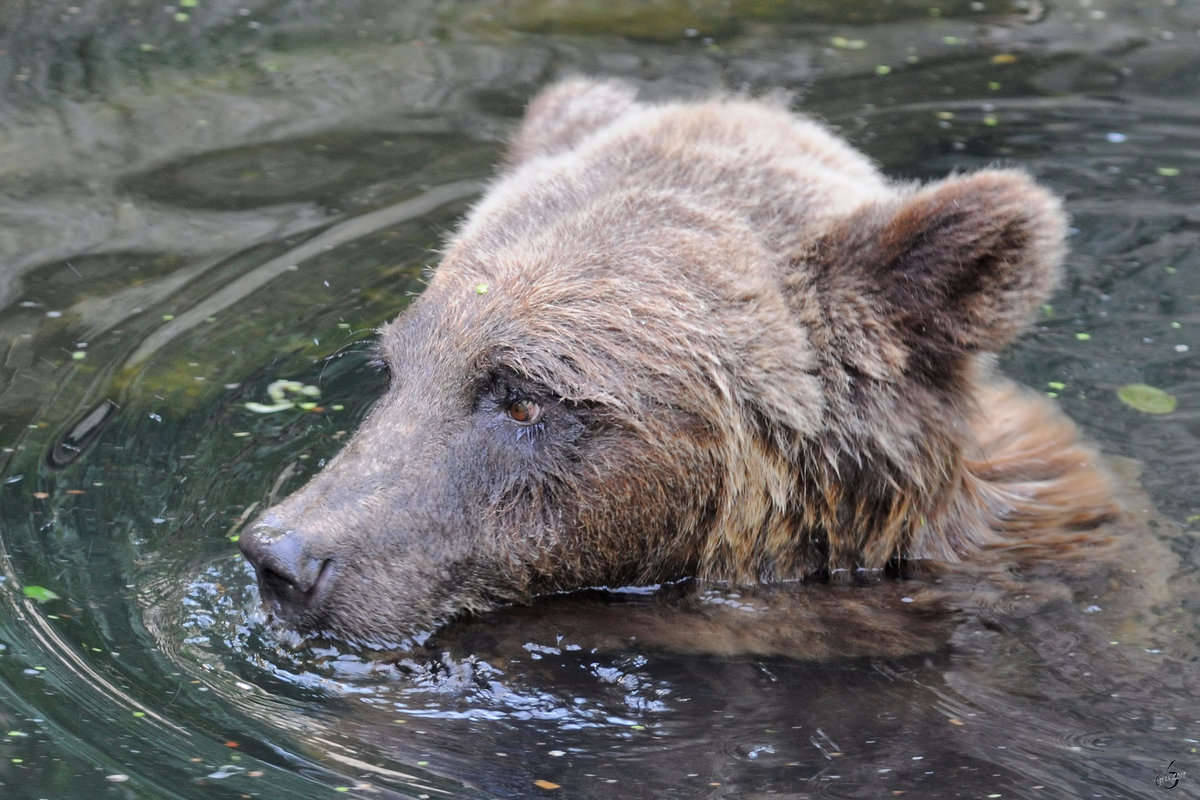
[0,1,1198,798]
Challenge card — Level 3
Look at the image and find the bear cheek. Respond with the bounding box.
[562,429,711,584]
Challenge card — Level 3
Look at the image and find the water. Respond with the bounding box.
[1,1,1199,797]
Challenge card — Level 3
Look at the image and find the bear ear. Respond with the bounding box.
[507,78,639,166]
[817,170,1066,379]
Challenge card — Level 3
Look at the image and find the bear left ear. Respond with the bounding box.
[883,170,1066,355]
[815,170,1066,376]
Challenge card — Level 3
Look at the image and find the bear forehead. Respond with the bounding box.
[452,99,893,269]
[377,94,894,402]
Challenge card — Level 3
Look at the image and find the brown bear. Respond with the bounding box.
[238,78,1135,653]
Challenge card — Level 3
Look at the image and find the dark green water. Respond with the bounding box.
[1,1,1198,797]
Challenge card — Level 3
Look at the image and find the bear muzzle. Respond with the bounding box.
[239,516,337,626]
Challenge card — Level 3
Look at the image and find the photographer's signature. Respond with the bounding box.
[1156,760,1185,790]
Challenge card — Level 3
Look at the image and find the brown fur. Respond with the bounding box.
[239,78,1140,652]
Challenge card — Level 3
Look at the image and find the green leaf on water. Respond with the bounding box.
[1117,383,1177,415]
[244,379,320,414]
[22,586,61,603]
[829,36,867,50]
[243,401,293,413]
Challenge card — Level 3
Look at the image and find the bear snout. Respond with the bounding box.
[240,517,337,624]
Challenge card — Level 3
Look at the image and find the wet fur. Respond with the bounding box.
[240,78,1155,652]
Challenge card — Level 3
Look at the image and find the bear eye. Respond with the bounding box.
[506,398,543,425]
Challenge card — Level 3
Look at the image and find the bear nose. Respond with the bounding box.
[239,517,335,619]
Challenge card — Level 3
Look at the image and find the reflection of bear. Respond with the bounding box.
[239,78,1136,652]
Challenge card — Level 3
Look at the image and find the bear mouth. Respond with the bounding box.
[257,558,337,625]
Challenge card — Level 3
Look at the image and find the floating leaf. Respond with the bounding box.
[267,380,319,404]
[244,401,290,413]
[244,379,320,414]
[829,36,866,50]
[22,586,61,603]
[1117,383,1176,415]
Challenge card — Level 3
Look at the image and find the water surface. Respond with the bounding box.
[1,1,1199,798]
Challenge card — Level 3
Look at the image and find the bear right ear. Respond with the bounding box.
[507,78,639,166]
[808,170,1066,383]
